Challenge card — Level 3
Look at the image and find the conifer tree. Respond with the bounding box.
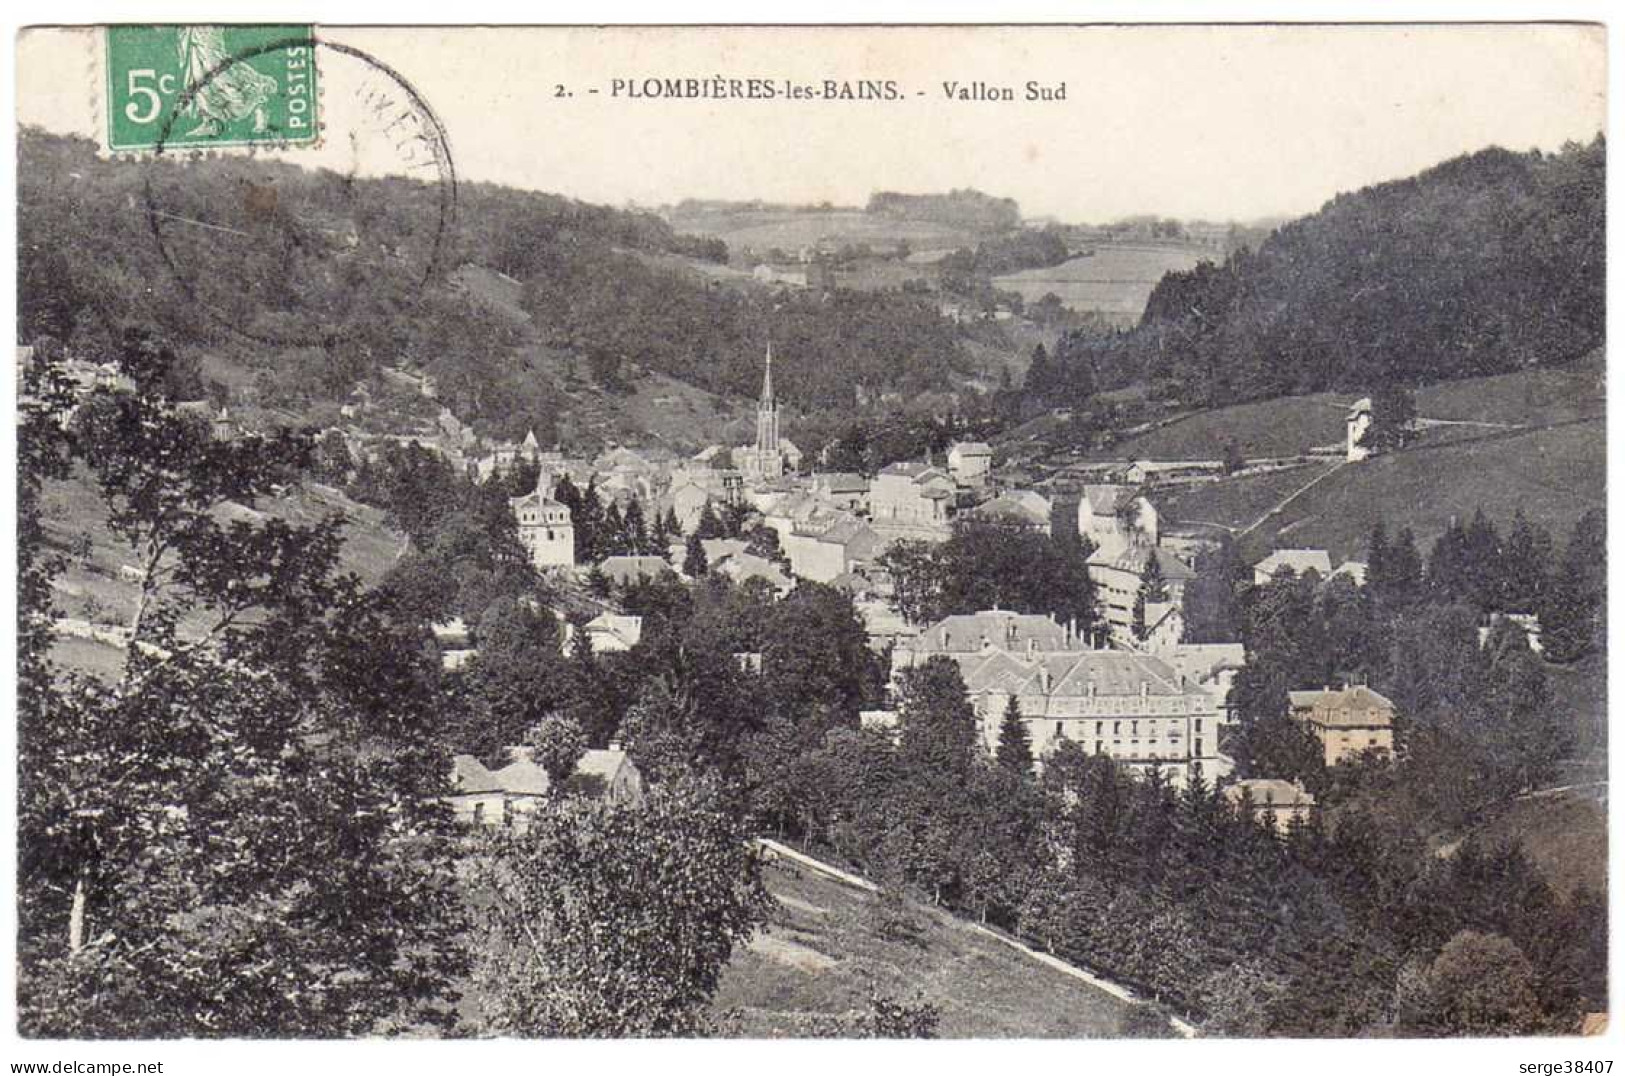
[683,532,710,578]
[995,695,1034,776]
[1133,552,1168,641]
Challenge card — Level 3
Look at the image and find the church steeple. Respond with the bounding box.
[755,341,781,470]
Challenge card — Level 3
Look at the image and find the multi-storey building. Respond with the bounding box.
[1287,684,1396,766]
[509,474,576,569]
[892,610,1226,786]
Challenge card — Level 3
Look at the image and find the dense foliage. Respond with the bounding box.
[1049,140,1604,409]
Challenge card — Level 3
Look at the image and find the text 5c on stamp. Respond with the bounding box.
[105,25,318,152]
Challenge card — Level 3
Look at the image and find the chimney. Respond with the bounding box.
[1027,638,1036,657]
[1140,681,1149,699]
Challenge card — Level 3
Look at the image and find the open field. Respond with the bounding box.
[1099,395,1349,462]
[712,857,1136,1037]
[40,471,406,678]
[993,244,1211,320]
[667,207,980,253]
[1414,352,1605,426]
[1159,418,1603,563]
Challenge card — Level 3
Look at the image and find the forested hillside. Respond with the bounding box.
[17,128,972,441]
[1052,139,1604,408]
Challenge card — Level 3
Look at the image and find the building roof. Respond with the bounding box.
[878,461,950,484]
[1349,397,1372,416]
[717,551,792,590]
[816,472,870,494]
[1288,684,1395,725]
[576,748,634,782]
[908,610,1073,656]
[950,441,993,457]
[1156,643,1247,684]
[581,613,643,649]
[967,491,1051,527]
[1101,544,1197,582]
[952,647,1214,703]
[450,754,504,795]
[1080,484,1135,515]
[1255,548,1334,579]
[1225,778,1316,809]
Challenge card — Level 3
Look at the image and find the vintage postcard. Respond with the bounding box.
[10,19,1609,1060]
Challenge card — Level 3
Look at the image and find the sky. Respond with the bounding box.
[16,23,1607,223]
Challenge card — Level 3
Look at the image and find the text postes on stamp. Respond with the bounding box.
[106,25,318,152]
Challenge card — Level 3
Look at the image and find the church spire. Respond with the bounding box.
[755,340,780,467]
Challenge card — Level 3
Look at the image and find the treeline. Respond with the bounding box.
[938,226,1071,276]
[1048,139,1604,408]
[867,188,1022,232]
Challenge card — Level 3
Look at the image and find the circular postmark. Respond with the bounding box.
[142,35,458,349]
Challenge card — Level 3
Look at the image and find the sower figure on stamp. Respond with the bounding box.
[177,26,277,136]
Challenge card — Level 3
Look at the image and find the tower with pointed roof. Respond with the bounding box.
[754,342,782,478]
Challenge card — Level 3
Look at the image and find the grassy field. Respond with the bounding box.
[1451,793,1607,900]
[993,244,1211,320]
[1101,395,1349,462]
[666,207,979,253]
[1157,462,1341,534]
[1414,352,1605,426]
[712,857,1138,1037]
[1162,419,1603,563]
[41,470,406,678]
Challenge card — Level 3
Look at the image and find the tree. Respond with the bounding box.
[1413,931,1545,1035]
[683,532,709,578]
[897,657,979,775]
[18,336,465,1036]
[1358,385,1417,453]
[1133,552,1169,641]
[470,776,769,1036]
[995,695,1034,776]
[527,711,587,795]
[1541,509,1605,663]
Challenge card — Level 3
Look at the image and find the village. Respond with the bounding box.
[414,341,1414,833]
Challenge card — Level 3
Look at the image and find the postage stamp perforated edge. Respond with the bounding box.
[99,24,324,157]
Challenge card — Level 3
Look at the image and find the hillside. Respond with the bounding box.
[1159,418,1602,564]
[712,856,1139,1037]
[993,243,1211,326]
[1052,139,1604,408]
[18,128,980,451]
[41,470,405,681]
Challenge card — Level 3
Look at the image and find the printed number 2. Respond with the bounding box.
[125,69,178,124]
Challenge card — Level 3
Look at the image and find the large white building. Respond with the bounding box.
[892,610,1228,786]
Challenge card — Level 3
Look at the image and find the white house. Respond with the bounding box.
[509,475,576,570]
[946,441,993,487]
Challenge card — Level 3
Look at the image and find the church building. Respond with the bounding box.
[734,343,800,484]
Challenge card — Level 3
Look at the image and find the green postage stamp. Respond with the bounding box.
[104,25,318,151]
